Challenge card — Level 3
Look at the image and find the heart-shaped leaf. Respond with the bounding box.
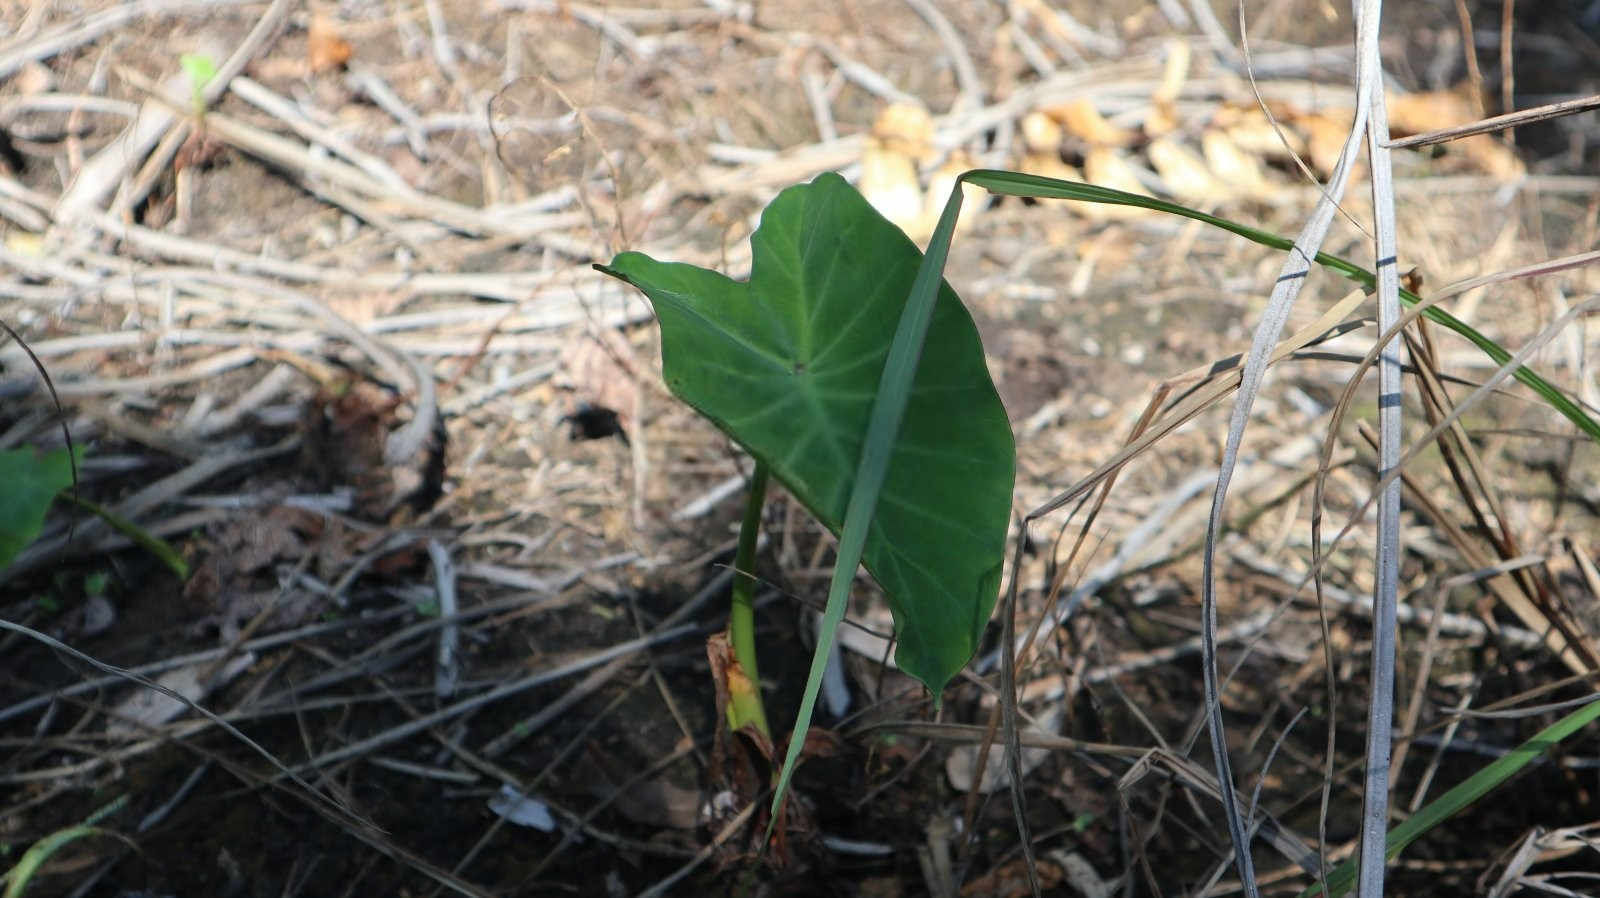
[598,172,1014,694]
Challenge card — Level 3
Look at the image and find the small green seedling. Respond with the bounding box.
[0,794,130,898]
[179,53,217,118]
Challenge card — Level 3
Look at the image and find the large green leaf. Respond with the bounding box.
[0,446,78,572]
[597,172,1015,693]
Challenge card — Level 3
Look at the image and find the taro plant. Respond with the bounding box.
[596,173,1016,751]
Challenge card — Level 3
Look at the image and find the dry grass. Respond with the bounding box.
[2,0,1599,895]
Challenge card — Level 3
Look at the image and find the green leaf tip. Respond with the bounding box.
[598,172,1015,694]
[179,53,217,90]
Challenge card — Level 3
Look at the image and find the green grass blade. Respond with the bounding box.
[3,827,110,898]
[768,181,970,825]
[3,796,128,898]
[961,169,1600,444]
[1301,695,1600,898]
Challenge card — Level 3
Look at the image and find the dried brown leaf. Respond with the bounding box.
[308,15,353,74]
[1046,98,1138,148]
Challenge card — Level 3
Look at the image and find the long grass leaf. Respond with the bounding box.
[4,827,111,898]
[961,170,1600,444]
[768,182,969,824]
[1302,695,1600,898]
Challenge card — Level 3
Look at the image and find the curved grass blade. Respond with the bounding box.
[961,169,1600,444]
[3,827,119,898]
[767,180,972,831]
[3,795,130,898]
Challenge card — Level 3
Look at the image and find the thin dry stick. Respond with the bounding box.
[0,0,258,80]
[1409,680,1480,813]
[1357,35,1406,895]
[1386,93,1600,150]
[1451,0,1485,116]
[0,618,375,829]
[1313,290,1600,687]
[285,625,699,777]
[109,0,293,219]
[1387,578,1451,789]
[903,0,983,111]
[1355,419,1596,674]
[524,742,698,880]
[636,800,759,898]
[1229,546,1544,649]
[479,568,733,757]
[228,75,413,191]
[1407,325,1556,630]
[0,603,421,725]
[437,675,660,896]
[1500,0,1516,143]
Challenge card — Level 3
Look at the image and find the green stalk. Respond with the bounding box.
[65,494,190,579]
[726,462,770,740]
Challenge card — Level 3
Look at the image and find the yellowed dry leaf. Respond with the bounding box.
[1297,109,1356,177]
[860,141,924,235]
[1146,39,1191,138]
[1148,136,1227,202]
[251,55,311,80]
[1153,38,1191,104]
[326,291,405,324]
[915,150,983,242]
[1201,129,1270,198]
[1046,98,1137,148]
[1146,101,1179,139]
[1387,87,1481,134]
[1021,111,1063,155]
[5,232,44,256]
[1266,85,1521,179]
[1213,103,1305,158]
[872,102,935,161]
[1388,87,1521,178]
[557,325,641,433]
[308,15,354,73]
[15,61,55,95]
[1018,152,1081,184]
[1456,134,1524,179]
